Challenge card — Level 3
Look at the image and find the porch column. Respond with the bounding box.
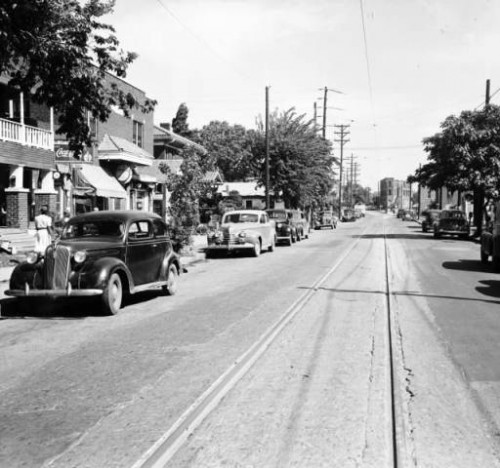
[5,165,29,229]
[34,170,57,217]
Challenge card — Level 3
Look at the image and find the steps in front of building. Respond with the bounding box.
[0,228,36,253]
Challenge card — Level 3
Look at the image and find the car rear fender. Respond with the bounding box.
[160,254,181,280]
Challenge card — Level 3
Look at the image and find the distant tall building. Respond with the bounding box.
[379,178,410,211]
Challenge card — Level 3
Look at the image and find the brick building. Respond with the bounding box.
[0,75,56,229]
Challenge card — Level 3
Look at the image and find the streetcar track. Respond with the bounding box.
[133,219,400,468]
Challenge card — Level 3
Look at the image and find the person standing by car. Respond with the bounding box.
[34,205,53,255]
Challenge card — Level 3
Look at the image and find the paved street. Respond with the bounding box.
[2,212,500,467]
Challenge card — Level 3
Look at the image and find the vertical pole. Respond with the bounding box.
[314,102,317,132]
[350,154,354,206]
[265,86,270,209]
[322,87,327,139]
[486,79,491,106]
[417,164,421,218]
[338,138,344,219]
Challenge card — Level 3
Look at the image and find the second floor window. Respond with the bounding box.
[133,120,144,148]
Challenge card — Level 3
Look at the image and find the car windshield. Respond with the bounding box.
[267,211,287,221]
[224,213,259,223]
[62,220,124,239]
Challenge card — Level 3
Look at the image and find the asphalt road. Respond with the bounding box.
[1,212,500,467]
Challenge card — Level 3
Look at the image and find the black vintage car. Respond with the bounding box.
[6,211,181,315]
[266,209,298,245]
[433,210,470,239]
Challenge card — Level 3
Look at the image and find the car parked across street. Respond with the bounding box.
[6,210,181,315]
[433,209,469,239]
[206,210,276,257]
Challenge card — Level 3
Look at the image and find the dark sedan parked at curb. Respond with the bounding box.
[266,209,298,245]
[433,210,470,239]
[6,211,181,315]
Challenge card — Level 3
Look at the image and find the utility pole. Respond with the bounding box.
[265,86,270,209]
[334,123,350,219]
[322,87,327,139]
[319,86,343,139]
[313,102,318,133]
[486,78,491,106]
[417,164,421,218]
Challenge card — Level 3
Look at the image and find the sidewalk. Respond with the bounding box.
[0,235,208,301]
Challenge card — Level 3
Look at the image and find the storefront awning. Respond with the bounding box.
[74,164,127,199]
[98,134,153,166]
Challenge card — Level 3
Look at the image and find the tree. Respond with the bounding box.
[161,146,211,251]
[0,0,155,151]
[415,104,500,233]
[252,108,335,210]
[172,103,192,138]
[196,121,257,181]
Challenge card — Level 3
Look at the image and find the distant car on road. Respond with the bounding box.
[6,211,181,315]
[421,209,441,232]
[434,210,469,239]
[341,208,356,223]
[206,210,276,257]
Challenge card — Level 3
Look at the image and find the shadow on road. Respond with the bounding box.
[301,286,500,306]
[355,233,432,240]
[476,280,500,299]
[0,290,163,319]
[442,259,492,274]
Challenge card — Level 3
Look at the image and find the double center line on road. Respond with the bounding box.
[132,220,400,468]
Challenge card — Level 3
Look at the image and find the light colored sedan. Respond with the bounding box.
[206,210,276,257]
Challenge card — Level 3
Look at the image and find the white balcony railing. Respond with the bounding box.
[0,117,54,150]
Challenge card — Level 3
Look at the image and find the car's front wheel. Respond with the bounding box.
[102,272,123,315]
[252,241,261,257]
[163,264,179,296]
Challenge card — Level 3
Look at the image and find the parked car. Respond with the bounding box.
[401,209,416,221]
[341,208,356,222]
[206,210,276,257]
[421,209,441,232]
[396,208,405,218]
[289,209,310,240]
[6,211,181,315]
[314,210,337,229]
[266,209,297,245]
[433,210,470,239]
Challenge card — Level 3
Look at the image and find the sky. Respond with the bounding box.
[105,0,500,190]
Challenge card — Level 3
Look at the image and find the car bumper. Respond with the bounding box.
[437,229,469,235]
[5,287,103,297]
[206,242,254,251]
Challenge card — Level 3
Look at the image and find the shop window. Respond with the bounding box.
[133,120,144,148]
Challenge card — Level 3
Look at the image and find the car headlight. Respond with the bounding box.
[26,251,39,264]
[276,223,283,229]
[73,251,87,263]
[238,231,247,238]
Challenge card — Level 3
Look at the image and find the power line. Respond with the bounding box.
[154,0,254,82]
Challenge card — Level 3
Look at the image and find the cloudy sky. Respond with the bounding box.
[106,0,500,189]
